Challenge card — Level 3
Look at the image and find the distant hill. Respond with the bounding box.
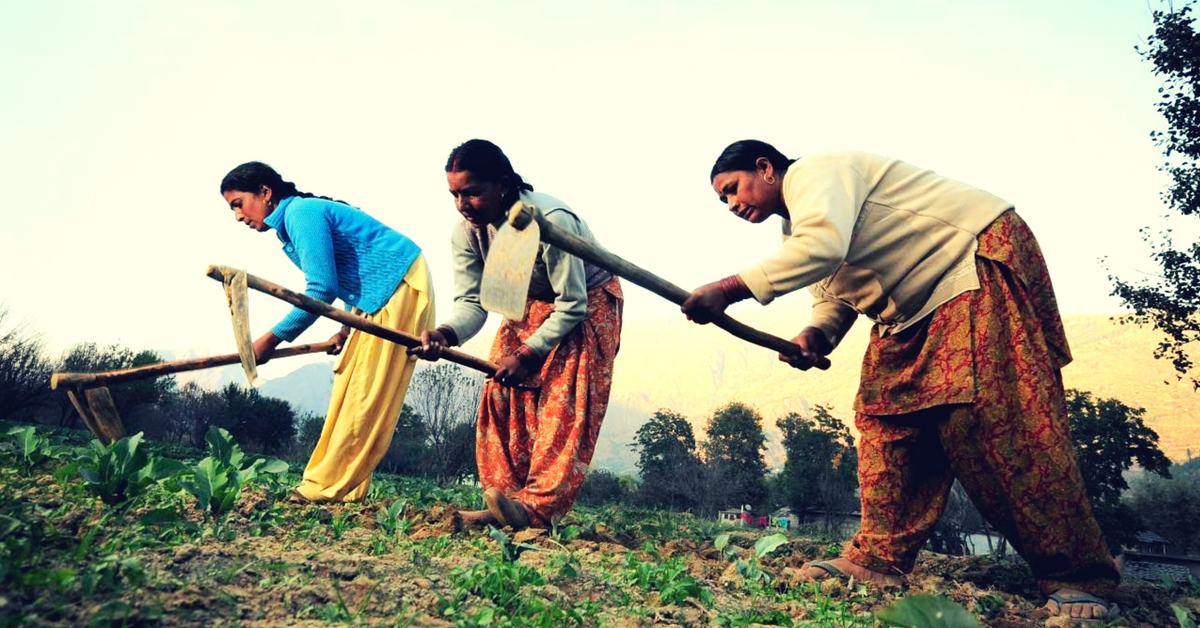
[238,310,1200,473]
[159,348,246,391]
[606,308,1200,467]
[259,362,334,416]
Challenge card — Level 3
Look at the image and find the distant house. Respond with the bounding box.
[1131,531,1171,555]
[717,509,743,526]
[716,507,791,530]
[719,507,842,534]
[771,507,800,531]
[1117,531,1200,581]
[1123,551,1200,581]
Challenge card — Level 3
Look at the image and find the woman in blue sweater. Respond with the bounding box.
[220,162,435,502]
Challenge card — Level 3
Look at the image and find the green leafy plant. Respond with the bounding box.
[1162,574,1200,597]
[624,552,712,606]
[753,533,789,558]
[0,512,43,590]
[178,427,288,518]
[79,554,145,597]
[87,599,163,627]
[547,550,581,581]
[443,558,546,617]
[3,425,65,472]
[550,520,582,543]
[878,595,983,628]
[716,608,796,627]
[714,532,788,585]
[714,533,739,559]
[73,512,110,564]
[375,500,407,536]
[973,594,1005,620]
[1177,605,1198,628]
[488,526,540,563]
[75,432,182,506]
[311,580,382,623]
[330,510,354,540]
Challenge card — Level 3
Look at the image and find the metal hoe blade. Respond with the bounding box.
[223,268,258,384]
[64,386,120,445]
[83,387,127,444]
[480,220,540,321]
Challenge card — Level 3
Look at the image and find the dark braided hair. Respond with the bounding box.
[220,162,350,206]
[710,140,796,182]
[445,139,533,208]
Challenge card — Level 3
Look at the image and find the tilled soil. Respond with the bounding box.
[5,476,1197,627]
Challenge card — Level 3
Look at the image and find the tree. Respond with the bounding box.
[156,382,224,446]
[630,409,704,511]
[1110,2,1200,387]
[379,404,432,477]
[283,411,326,462]
[214,382,297,454]
[777,405,858,527]
[694,459,746,518]
[1128,464,1200,555]
[1067,389,1173,551]
[928,482,991,557]
[577,468,631,506]
[703,402,768,513]
[0,305,53,422]
[406,363,483,485]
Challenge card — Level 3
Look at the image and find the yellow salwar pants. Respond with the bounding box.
[295,255,435,502]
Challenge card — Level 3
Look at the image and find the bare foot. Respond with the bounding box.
[483,487,531,530]
[802,557,903,587]
[285,489,328,504]
[1045,589,1112,620]
[458,509,499,528]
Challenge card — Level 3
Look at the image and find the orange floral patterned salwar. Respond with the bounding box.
[476,278,623,526]
[844,211,1120,597]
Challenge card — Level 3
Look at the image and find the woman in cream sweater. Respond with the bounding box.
[682,140,1119,621]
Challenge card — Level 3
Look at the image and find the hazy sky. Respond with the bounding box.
[0,0,1183,378]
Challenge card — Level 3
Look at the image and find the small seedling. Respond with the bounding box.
[375,500,407,536]
[487,526,540,563]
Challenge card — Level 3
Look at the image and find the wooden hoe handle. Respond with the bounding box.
[518,207,831,370]
[51,341,338,390]
[205,265,500,377]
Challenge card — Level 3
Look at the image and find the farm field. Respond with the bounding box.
[2,421,1197,628]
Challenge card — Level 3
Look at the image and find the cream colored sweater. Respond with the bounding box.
[736,151,1013,348]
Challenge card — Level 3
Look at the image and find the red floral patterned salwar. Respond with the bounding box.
[844,211,1120,597]
[476,278,623,526]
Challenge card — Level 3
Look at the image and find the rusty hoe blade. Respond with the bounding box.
[83,387,127,444]
[480,217,541,321]
[65,386,110,444]
[223,268,258,384]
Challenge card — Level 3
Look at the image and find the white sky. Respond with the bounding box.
[0,0,1183,378]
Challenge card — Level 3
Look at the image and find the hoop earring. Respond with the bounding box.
[764,175,776,185]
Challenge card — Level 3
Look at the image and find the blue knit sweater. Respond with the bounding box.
[263,196,421,341]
